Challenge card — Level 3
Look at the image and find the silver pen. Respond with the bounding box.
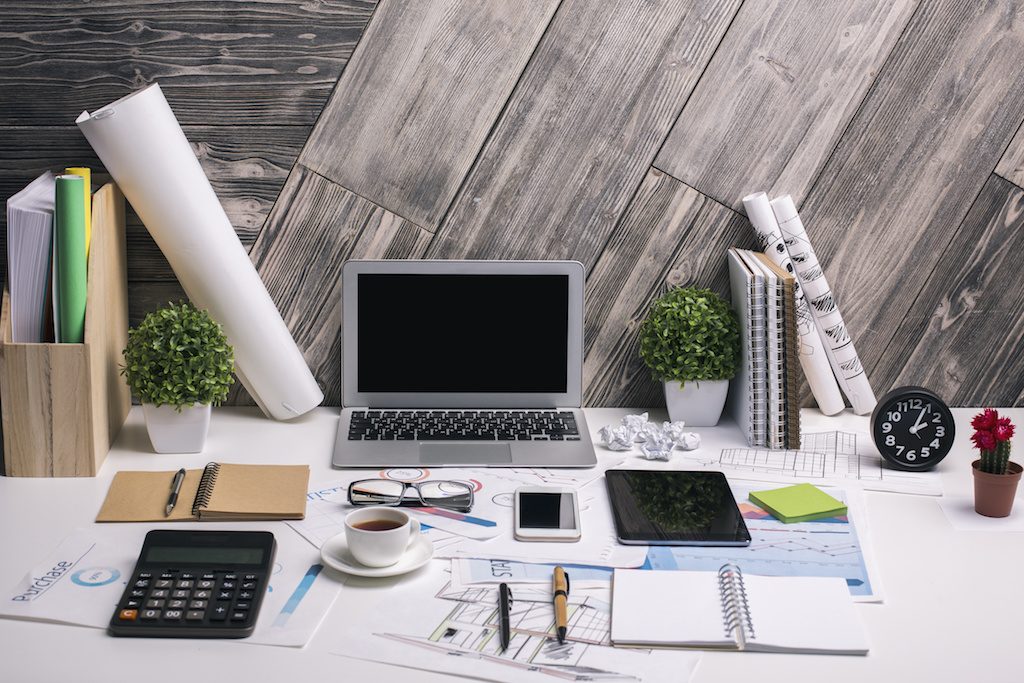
[165,468,186,516]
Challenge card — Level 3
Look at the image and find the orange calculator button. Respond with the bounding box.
[118,609,138,621]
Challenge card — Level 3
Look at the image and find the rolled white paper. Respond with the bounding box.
[76,84,323,420]
[742,192,844,416]
[770,195,876,415]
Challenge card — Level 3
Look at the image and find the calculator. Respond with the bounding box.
[109,530,276,638]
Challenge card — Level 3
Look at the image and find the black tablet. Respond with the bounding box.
[605,470,751,546]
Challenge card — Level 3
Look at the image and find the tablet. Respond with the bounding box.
[605,470,751,546]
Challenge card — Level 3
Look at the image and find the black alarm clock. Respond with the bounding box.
[870,386,955,471]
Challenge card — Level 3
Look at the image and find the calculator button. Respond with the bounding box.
[118,609,138,621]
[172,589,190,599]
[230,611,248,622]
[210,604,230,621]
[197,580,215,589]
[243,574,257,581]
[130,589,147,598]
[175,580,194,589]
[234,601,251,611]
[134,579,150,588]
[145,599,165,609]
[217,590,234,601]
[180,573,195,580]
[125,599,142,609]
[163,609,183,621]
[140,609,161,620]
[221,581,236,590]
[238,591,254,600]
[186,610,205,621]
[150,589,168,599]
[167,599,187,609]
[154,579,173,588]
[137,572,152,579]
[202,572,215,580]
[242,581,257,590]
[189,600,207,610]
[224,573,238,581]
[160,573,175,580]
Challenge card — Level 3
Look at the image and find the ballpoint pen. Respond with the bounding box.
[552,565,569,644]
[165,468,186,516]
[498,583,513,652]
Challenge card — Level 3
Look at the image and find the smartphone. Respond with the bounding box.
[513,486,581,542]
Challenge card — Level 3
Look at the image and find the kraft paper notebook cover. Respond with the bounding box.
[611,565,868,655]
[96,463,309,522]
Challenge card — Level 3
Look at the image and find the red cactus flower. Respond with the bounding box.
[971,408,999,431]
[994,420,1015,442]
[972,430,997,451]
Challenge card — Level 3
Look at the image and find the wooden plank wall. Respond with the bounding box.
[4,0,1024,408]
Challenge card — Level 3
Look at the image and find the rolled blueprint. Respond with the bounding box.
[770,195,876,415]
[742,192,844,416]
[76,84,323,420]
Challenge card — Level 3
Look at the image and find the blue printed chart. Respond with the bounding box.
[643,484,878,600]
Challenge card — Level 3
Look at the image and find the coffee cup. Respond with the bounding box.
[344,507,421,567]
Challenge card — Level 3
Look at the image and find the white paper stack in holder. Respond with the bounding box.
[76,84,323,420]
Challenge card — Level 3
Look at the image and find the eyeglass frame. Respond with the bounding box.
[346,479,475,512]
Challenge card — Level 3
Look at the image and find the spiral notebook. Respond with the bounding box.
[611,565,868,655]
[96,463,309,522]
[726,249,767,447]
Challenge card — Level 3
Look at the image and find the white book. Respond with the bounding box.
[739,249,785,450]
[726,249,767,447]
[6,172,56,343]
[611,566,869,655]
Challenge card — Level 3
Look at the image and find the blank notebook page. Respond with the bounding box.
[611,570,734,648]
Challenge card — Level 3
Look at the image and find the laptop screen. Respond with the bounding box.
[357,273,569,393]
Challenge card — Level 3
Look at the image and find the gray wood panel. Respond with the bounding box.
[655,0,917,210]
[1,125,306,282]
[236,164,432,406]
[0,0,376,127]
[995,121,1024,188]
[584,169,753,407]
[793,0,1024,398]
[882,175,1024,405]
[426,0,741,267]
[301,0,559,229]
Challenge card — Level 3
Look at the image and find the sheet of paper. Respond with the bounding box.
[938,494,1024,531]
[682,430,943,496]
[642,483,882,602]
[330,561,699,683]
[0,524,341,648]
[452,558,613,590]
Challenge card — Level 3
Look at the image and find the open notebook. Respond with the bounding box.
[611,565,868,655]
[96,462,309,522]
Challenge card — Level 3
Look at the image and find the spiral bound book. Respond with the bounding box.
[611,565,868,655]
[727,249,767,447]
[96,462,309,522]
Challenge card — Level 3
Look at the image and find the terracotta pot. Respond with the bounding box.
[971,460,1022,518]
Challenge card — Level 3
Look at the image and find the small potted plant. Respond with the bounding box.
[639,286,740,426]
[970,408,1021,517]
[122,301,235,453]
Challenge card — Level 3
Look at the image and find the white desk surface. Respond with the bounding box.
[1,406,1020,683]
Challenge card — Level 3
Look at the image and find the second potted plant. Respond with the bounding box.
[639,286,740,426]
[970,408,1021,517]
[122,301,235,453]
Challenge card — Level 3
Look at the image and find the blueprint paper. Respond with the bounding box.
[76,83,322,420]
[0,524,341,647]
[452,558,612,590]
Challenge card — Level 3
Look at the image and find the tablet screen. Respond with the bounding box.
[605,470,751,546]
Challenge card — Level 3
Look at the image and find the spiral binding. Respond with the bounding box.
[192,462,221,516]
[717,564,755,648]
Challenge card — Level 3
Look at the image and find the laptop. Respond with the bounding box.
[331,260,597,468]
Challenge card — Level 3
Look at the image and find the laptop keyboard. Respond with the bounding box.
[348,410,581,442]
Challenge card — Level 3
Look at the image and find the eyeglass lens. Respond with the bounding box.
[349,480,473,508]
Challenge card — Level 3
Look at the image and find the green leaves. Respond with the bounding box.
[121,301,235,409]
[638,286,739,384]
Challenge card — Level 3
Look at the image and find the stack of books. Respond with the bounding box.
[5,168,91,343]
[727,247,801,449]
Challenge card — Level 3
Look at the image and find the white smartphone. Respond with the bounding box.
[513,486,581,542]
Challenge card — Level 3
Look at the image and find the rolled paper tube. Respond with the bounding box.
[77,84,323,420]
[742,192,844,416]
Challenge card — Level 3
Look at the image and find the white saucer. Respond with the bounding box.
[320,533,434,578]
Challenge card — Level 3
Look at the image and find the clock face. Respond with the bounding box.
[870,386,955,471]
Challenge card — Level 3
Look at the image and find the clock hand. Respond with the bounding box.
[909,408,928,437]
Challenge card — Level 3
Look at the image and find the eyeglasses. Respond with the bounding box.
[347,479,475,512]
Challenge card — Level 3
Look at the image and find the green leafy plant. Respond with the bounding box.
[638,286,740,385]
[122,302,235,409]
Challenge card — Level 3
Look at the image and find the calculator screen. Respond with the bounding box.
[145,546,265,565]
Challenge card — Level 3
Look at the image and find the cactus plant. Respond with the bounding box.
[971,408,1015,474]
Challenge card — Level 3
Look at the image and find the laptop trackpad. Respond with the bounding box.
[419,443,512,465]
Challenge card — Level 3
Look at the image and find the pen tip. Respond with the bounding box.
[164,506,172,516]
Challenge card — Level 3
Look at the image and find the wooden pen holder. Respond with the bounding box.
[0,183,131,476]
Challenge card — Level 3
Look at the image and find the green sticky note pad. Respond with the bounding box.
[748,483,847,524]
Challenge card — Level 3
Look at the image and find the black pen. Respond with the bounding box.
[165,468,186,516]
[498,583,513,652]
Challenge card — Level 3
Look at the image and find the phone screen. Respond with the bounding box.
[518,492,576,529]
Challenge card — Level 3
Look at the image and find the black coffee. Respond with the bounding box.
[353,519,404,531]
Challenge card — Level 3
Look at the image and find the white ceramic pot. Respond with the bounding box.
[142,403,212,454]
[663,379,729,427]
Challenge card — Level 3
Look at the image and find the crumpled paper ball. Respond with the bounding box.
[639,430,677,461]
[598,425,635,451]
[621,412,650,441]
[676,432,701,451]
